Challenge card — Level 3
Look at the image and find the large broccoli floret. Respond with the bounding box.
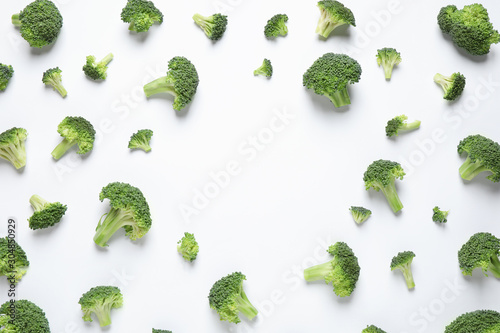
[177,232,199,262]
[264,14,288,38]
[437,4,499,56]
[391,251,416,289]
[11,0,63,48]
[51,116,95,160]
[433,72,466,101]
[192,13,228,41]
[363,159,405,213]
[79,286,123,327]
[303,53,362,108]
[458,232,500,278]
[128,129,153,152]
[253,59,273,78]
[0,63,14,91]
[304,241,360,297]
[208,272,258,324]
[315,0,355,38]
[121,0,163,32]
[445,310,500,333]
[376,47,401,80]
[363,325,387,333]
[432,206,449,223]
[385,115,421,137]
[0,299,50,332]
[349,206,372,224]
[42,67,67,98]
[27,194,67,230]
[83,53,114,81]
[457,134,500,183]
[0,237,29,284]
[0,127,27,170]
[94,182,152,247]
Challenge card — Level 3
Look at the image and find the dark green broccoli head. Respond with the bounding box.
[316,0,355,38]
[457,134,500,182]
[79,286,123,327]
[264,14,288,38]
[121,0,163,32]
[363,325,387,333]
[432,206,449,223]
[445,310,500,333]
[42,67,67,97]
[437,5,457,34]
[385,115,421,137]
[0,127,28,169]
[177,232,199,262]
[153,330,172,333]
[254,58,273,77]
[28,194,67,230]
[391,251,416,289]
[458,232,500,278]
[192,13,228,41]
[51,116,95,160]
[376,47,402,79]
[128,129,153,152]
[433,72,466,101]
[0,63,14,91]
[83,53,114,80]
[363,159,405,213]
[0,237,29,284]
[12,0,63,48]
[0,299,50,332]
[349,206,372,224]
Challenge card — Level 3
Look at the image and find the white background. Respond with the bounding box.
[1,0,500,332]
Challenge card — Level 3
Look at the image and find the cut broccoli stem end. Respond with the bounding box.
[29,195,49,211]
[237,290,258,320]
[304,261,332,282]
[12,14,21,27]
[459,156,489,181]
[100,53,114,66]
[380,182,403,213]
[93,208,135,247]
[51,138,76,160]
[144,77,177,98]
[383,64,394,79]
[325,88,351,108]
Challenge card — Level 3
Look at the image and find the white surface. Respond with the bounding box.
[1,0,500,332]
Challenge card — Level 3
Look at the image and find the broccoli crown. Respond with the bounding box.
[12,0,63,48]
[208,272,258,323]
[0,127,28,169]
[432,206,449,223]
[192,13,228,41]
[316,0,355,38]
[349,206,372,224]
[363,160,405,212]
[0,63,14,91]
[264,14,289,38]
[363,325,387,333]
[376,47,402,79]
[0,237,29,284]
[254,58,273,77]
[391,251,416,289]
[51,116,95,160]
[177,232,199,262]
[83,53,114,80]
[153,330,172,333]
[121,0,163,32]
[0,299,50,333]
[433,72,466,101]
[27,194,67,230]
[445,310,500,333]
[457,134,500,182]
[437,4,499,56]
[128,129,153,152]
[385,115,421,137]
[458,232,500,278]
[79,286,123,327]
[42,67,67,97]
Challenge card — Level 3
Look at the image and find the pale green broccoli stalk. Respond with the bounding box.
[376,47,401,79]
[51,116,96,160]
[457,134,500,182]
[458,232,500,278]
[0,299,50,332]
[121,0,163,32]
[391,251,416,289]
[363,159,405,213]
[254,59,273,77]
[0,237,29,284]
[83,53,114,80]
[0,127,27,169]
[28,194,67,230]
[192,13,228,41]
[79,286,123,327]
[0,63,14,91]
[363,325,387,333]
[177,232,199,262]
[264,14,288,38]
[385,115,421,137]
[128,129,153,152]
[445,310,500,333]
[349,206,372,224]
[42,67,67,97]
[316,0,355,38]
[433,72,466,101]
[432,206,449,223]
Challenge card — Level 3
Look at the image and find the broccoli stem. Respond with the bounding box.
[489,255,500,278]
[100,53,114,66]
[29,195,49,211]
[433,74,451,92]
[0,141,26,169]
[401,120,421,132]
[192,14,210,31]
[93,306,112,327]
[459,156,489,180]
[143,77,177,98]
[51,138,76,160]
[382,62,396,79]
[381,182,403,213]
[315,11,343,38]
[237,290,258,320]
[325,88,351,107]
[11,14,21,27]
[93,208,135,247]
[304,261,331,281]
[400,263,415,289]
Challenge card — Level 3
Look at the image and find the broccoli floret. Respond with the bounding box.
[315,0,355,38]
[363,159,405,213]
[0,127,27,170]
[458,232,500,278]
[0,237,29,284]
[363,325,387,333]
[128,129,153,152]
[254,59,273,77]
[192,13,228,41]
[445,310,500,333]
[83,53,114,80]
[304,242,360,297]
[433,72,466,101]
[51,116,95,160]
[121,0,163,32]
[208,272,258,324]
[11,0,63,48]
[376,47,401,80]
[79,286,123,327]
[0,63,14,91]
[457,134,500,183]
[42,67,67,98]
[385,115,421,137]
[0,299,50,332]
[264,14,288,38]
[153,330,172,333]
[27,194,67,230]
[437,4,499,56]
[303,53,362,108]
[177,232,199,262]
[432,206,449,223]
[391,251,416,289]
[94,182,152,247]
[349,206,372,224]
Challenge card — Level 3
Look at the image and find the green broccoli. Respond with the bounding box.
[457,134,500,183]
[363,325,387,333]
[153,330,172,333]
[27,194,67,230]
[0,127,27,170]
[432,206,449,223]
[51,116,95,160]
[304,242,360,297]
[315,0,355,38]
[121,0,163,32]
[208,272,258,324]
[0,63,14,91]
[177,232,199,262]
[11,0,63,48]
[144,56,199,111]
[445,310,500,332]
[42,67,67,98]
[79,286,123,327]
[437,4,499,56]
[83,53,114,81]
[349,206,372,224]
[385,115,421,137]
[0,237,29,284]
[264,14,288,38]
[458,232,500,278]
[254,59,273,77]
[303,53,362,107]
[433,72,466,101]
[363,159,405,213]
[192,13,228,41]
[128,129,153,152]
[0,299,50,332]
[376,47,401,80]
[94,182,152,247]
[391,251,416,289]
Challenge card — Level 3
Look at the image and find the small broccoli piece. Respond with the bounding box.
[458,232,500,278]
[128,129,153,152]
[208,272,258,324]
[27,194,67,230]
[0,63,14,91]
[433,72,466,101]
[363,159,405,213]
[42,67,67,98]
[363,325,387,333]
[121,0,163,32]
[83,53,114,80]
[303,53,362,108]
[349,206,372,224]
[385,115,421,137]
[376,47,401,80]
[177,232,199,262]
[304,242,360,297]
[445,310,500,333]
[315,0,355,38]
[153,330,172,333]
[457,134,500,183]
[144,56,199,111]
[254,59,273,77]
[0,127,27,169]
[432,206,449,223]
[79,286,123,327]
[391,251,416,289]
[11,0,63,48]
[0,299,50,332]
[192,13,228,41]
[264,14,288,38]
[51,116,95,160]
[0,237,29,284]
